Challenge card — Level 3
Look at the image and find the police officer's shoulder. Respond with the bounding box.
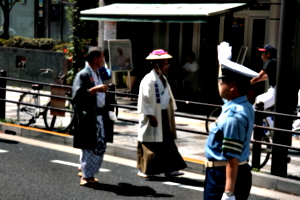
[227,106,237,117]
[227,105,246,119]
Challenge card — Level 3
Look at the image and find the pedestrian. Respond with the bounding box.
[180,51,201,101]
[204,42,259,200]
[137,49,187,178]
[182,51,200,75]
[72,46,114,187]
[251,44,277,111]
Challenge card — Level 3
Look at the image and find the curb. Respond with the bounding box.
[1,122,300,196]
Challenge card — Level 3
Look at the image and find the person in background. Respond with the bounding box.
[251,44,277,111]
[72,46,114,188]
[181,51,199,75]
[137,49,187,178]
[204,42,259,200]
[181,51,201,101]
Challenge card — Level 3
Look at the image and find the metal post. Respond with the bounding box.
[272,0,298,177]
[252,111,264,169]
[98,0,105,49]
[0,70,7,119]
[106,83,117,143]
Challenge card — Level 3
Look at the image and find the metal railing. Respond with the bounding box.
[0,75,73,114]
[1,72,300,173]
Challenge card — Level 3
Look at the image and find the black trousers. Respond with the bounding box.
[204,164,252,200]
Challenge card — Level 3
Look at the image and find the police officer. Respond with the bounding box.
[204,42,259,200]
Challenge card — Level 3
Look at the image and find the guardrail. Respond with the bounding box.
[1,72,300,175]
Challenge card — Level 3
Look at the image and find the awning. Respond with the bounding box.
[80,3,247,23]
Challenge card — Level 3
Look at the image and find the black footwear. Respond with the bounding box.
[164,171,184,177]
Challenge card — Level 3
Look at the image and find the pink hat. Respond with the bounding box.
[146,49,172,60]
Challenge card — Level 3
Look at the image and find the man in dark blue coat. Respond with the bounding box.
[72,46,114,187]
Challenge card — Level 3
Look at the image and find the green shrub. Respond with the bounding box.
[0,38,6,46]
[2,36,66,51]
[0,118,17,124]
[52,42,70,52]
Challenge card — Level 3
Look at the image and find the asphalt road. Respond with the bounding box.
[0,135,289,200]
[0,136,203,200]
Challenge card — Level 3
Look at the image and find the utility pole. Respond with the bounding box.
[272,0,298,177]
[98,0,105,49]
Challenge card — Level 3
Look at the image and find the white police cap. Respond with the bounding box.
[219,59,259,79]
[217,41,258,79]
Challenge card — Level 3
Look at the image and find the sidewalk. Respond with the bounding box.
[2,89,300,199]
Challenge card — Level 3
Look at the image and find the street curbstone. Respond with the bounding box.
[277,176,300,196]
[252,171,279,191]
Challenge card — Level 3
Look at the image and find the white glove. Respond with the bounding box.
[221,192,236,200]
[217,42,232,64]
[109,111,117,122]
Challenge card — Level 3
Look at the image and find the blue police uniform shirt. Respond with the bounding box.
[205,96,254,162]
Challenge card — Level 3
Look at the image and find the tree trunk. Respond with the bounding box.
[0,0,10,39]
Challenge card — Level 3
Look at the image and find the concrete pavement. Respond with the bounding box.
[2,87,300,199]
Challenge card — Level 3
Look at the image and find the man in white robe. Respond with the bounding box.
[137,49,187,178]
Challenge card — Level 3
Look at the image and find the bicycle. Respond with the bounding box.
[17,69,74,132]
[205,106,272,169]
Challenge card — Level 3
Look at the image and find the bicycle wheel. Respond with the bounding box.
[250,119,272,169]
[43,99,74,132]
[17,93,38,126]
[259,118,273,168]
[205,107,221,133]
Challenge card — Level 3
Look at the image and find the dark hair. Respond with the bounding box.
[267,50,277,59]
[150,59,164,68]
[86,47,103,63]
[222,77,252,95]
[187,51,196,60]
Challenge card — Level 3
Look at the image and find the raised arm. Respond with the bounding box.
[250,70,268,85]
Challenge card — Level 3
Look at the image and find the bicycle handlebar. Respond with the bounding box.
[40,69,58,80]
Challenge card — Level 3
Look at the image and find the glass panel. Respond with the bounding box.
[249,19,266,72]
[7,0,35,38]
[50,3,61,39]
[224,17,245,61]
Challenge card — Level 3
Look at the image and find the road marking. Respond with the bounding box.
[163,181,203,191]
[0,149,8,153]
[51,160,111,172]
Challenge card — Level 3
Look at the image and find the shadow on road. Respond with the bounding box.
[0,138,19,144]
[146,176,204,187]
[87,182,173,197]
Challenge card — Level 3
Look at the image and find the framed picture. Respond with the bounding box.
[108,39,133,72]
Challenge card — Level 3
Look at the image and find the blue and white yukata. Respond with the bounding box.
[80,65,106,179]
[204,96,254,200]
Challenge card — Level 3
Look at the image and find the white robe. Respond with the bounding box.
[137,69,177,142]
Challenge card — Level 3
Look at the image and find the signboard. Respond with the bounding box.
[104,22,117,40]
[108,39,133,71]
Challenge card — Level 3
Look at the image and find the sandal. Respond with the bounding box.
[77,172,98,181]
[80,179,100,188]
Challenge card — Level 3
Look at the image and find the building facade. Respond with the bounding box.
[0,0,71,40]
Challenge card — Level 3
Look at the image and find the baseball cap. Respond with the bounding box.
[87,46,102,55]
[146,49,172,60]
[258,44,277,53]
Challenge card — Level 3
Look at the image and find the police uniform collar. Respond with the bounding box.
[222,96,248,112]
